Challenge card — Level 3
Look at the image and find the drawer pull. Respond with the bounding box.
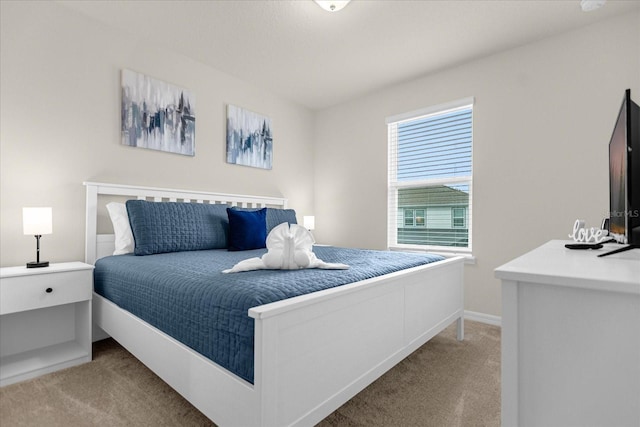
[45,287,53,293]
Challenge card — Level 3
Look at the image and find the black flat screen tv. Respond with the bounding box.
[600,89,640,257]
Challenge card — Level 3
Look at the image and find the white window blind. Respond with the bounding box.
[387,97,473,251]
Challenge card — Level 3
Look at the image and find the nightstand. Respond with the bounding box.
[0,262,94,386]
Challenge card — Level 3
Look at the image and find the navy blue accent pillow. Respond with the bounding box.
[227,207,267,251]
[234,207,297,234]
[126,200,229,255]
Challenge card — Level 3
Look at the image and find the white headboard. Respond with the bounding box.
[84,182,288,265]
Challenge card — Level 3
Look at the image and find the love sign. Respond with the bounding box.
[568,219,609,243]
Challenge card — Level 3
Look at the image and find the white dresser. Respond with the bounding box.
[495,240,640,427]
[0,262,94,386]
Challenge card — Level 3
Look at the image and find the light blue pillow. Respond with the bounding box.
[266,208,298,232]
[227,207,267,251]
[126,200,229,255]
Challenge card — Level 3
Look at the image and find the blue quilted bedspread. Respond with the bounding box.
[94,247,444,383]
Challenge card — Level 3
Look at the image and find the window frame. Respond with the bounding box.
[387,97,474,254]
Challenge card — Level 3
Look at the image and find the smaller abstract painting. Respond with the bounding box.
[226,104,273,170]
[121,69,195,156]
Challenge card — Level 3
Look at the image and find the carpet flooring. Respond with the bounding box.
[0,320,500,427]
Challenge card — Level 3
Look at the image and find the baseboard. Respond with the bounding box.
[464,310,501,326]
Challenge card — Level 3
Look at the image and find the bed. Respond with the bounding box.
[84,181,465,427]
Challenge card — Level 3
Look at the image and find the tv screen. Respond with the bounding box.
[608,99,628,243]
[601,89,640,257]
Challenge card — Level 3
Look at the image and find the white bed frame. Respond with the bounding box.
[84,181,465,427]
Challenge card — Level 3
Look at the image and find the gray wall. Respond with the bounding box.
[313,12,640,316]
[0,1,315,267]
[2,2,638,317]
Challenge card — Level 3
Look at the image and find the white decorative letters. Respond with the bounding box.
[568,219,609,243]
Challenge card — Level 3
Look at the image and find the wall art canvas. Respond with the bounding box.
[121,69,195,156]
[226,104,273,169]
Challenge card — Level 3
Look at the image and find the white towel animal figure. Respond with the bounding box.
[223,223,349,273]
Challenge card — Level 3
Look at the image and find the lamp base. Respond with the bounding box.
[26,261,49,268]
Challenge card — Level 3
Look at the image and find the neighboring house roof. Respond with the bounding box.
[398,185,468,207]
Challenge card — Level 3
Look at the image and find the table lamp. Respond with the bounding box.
[303,216,315,231]
[23,207,52,268]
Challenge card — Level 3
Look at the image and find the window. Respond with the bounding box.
[403,209,425,227]
[452,207,466,228]
[387,97,473,251]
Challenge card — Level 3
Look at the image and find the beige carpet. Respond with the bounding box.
[0,321,500,427]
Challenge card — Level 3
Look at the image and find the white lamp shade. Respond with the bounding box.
[303,216,315,230]
[23,207,53,235]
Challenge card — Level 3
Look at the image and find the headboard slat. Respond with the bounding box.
[84,181,288,264]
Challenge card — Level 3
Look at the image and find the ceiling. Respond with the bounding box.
[58,0,639,111]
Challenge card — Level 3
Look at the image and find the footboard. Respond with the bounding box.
[250,256,464,427]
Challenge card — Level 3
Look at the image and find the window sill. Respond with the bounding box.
[388,245,476,265]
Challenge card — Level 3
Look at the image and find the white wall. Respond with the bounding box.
[0,1,315,267]
[2,2,638,317]
[313,12,640,316]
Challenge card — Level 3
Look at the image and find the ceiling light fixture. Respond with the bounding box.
[314,0,351,13]
[580,0,606,12]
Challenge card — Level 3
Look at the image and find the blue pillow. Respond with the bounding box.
[234,207,297,234]
[265,208,297,232]
[126,200,229,255]
[227,207,267,251]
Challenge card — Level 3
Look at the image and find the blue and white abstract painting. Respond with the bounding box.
[121,69,195,156]
[226,104,273,170]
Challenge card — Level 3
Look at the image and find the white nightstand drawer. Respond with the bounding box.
[0,269,92,315]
